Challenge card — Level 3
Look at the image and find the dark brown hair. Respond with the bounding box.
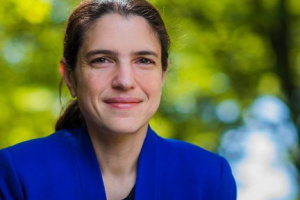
[55,0,170,131]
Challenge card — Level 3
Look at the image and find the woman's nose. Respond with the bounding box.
[112,64,136,91]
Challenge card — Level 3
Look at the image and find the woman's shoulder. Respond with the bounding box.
[2,128,76,154]
[152,133,237,199]
[0,127,83,169]
[0,127,86,200]
[157,135,225,165]
[154,133,234,180]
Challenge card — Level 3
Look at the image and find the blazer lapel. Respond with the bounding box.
[135,126,160,200]
[72,125,161,200]
[74,126,107,200]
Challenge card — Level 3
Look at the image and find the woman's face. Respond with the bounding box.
[64,13,166,135]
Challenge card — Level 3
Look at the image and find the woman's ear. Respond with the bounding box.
[162,59,169,84]
[60,59,77,98]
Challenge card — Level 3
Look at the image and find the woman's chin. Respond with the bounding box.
[106,123,148,136]
[87,119,148,137]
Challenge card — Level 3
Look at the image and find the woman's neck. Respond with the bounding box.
[86,124,148,200]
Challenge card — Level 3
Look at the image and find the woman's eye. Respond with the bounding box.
[90,57,111,64]
[137,58,154,65]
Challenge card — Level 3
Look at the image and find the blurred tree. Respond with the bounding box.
[152,0,300,185]
[0,0,78,147]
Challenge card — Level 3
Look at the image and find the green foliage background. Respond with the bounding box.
[1,0,300,197]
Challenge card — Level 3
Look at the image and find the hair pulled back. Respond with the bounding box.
[55,0,170,131]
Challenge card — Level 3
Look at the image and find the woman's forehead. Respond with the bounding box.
[79,13,161,56]
[86,13,157,39]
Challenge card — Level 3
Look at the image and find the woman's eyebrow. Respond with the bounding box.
[133,50,158,57]
[85,49,158,58]
[85,49,117,58]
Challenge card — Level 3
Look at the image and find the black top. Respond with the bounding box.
[122,185,135,200]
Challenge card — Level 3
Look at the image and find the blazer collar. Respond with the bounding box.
[73,125,160,200]
[74,126,106,199]
[135,126,160,200]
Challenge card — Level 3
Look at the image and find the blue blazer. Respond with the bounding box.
[0,126,236,200]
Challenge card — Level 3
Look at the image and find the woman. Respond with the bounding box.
[0,0,236,199]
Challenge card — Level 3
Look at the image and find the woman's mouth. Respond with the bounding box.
[104,97,143,109]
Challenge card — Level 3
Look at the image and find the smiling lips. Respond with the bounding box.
[104,97,143,109]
